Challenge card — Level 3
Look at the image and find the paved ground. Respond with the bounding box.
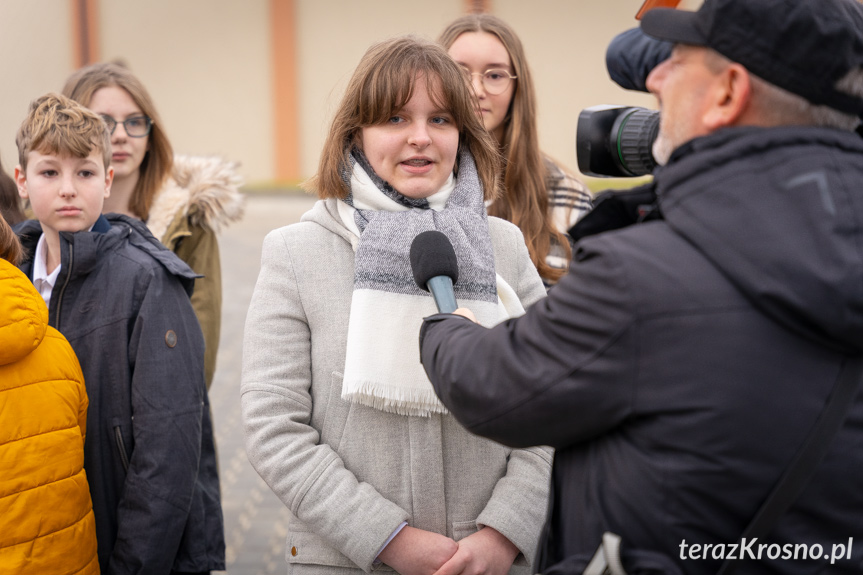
[208,192,318,575]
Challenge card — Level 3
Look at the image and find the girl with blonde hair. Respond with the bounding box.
[440,13,593,286]
[242,35,551,574]
[62,62,243,387]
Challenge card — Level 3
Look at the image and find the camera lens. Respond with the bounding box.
[613,108,660,177]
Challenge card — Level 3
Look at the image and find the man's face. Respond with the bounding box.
[16,149,113,239]
[646,44,720,165]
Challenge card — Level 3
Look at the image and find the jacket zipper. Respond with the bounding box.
[52,243,74,331]
[54,237,131,474]
[114,427,130,472]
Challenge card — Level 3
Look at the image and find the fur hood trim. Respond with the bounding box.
[147,155,245,242]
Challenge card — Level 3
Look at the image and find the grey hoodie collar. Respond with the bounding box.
[300,199,357,247]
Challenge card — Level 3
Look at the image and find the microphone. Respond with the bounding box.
[409,230,459,313]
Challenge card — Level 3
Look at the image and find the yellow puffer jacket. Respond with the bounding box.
[0,259,99,575]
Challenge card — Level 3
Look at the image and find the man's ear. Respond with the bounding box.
[703,63,751,130]
[14,165,28,200]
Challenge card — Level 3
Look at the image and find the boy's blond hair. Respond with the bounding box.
[16,93,111,172]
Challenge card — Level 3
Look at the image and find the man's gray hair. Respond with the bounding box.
[706,49,863,131]
[749,68,863,131]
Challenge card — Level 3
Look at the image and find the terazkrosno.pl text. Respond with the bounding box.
[679,538,854,565]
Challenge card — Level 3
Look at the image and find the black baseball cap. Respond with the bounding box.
[640,0,863,117]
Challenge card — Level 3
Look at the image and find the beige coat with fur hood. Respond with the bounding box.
[146,155,244,387]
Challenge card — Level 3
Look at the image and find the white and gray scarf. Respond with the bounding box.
[339,147,525,416]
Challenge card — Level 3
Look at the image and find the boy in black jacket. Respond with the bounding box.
[14,93,224,574]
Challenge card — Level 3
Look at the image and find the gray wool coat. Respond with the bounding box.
[241,199,552,574]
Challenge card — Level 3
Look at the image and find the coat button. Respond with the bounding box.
[165,330,177,348]
[291,546,298,556]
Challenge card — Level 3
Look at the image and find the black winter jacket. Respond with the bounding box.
[15,214,225,574]
[420,127,863,575]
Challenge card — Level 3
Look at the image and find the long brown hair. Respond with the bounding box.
[0,156,24,227]
[62,62,173,221]
[306,35,501,201]
[439,14,571,282]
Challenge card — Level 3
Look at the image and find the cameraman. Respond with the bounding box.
[419,1,863,574]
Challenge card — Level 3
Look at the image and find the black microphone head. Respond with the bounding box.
[409,230,459,291]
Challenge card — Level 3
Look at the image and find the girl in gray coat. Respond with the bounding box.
[241,36,551,575]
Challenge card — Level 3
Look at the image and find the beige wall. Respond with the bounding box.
[98,0,272,183]
[296,0,691,182]
[0,0,74,173]
[296,0,464,178]
[0,0,272,183]
[0,0,703,187]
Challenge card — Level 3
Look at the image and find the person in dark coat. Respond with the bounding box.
[13,93,224,574]
[419,1,863,574]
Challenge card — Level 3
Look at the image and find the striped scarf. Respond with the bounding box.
[339,147,524,416]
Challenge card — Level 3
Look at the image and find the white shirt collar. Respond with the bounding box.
[32,233,62,308]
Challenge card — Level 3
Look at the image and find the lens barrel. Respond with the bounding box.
[613,108,659,177]
[576,105,659,178]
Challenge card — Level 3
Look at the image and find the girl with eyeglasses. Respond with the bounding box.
[62,62,244,388]
[440,14,593,287]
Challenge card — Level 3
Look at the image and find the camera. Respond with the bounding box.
[576,105,660,177]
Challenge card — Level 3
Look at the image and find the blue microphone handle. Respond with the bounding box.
[427,276,458,313]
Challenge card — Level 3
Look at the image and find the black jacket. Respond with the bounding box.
[16,214,225,574]
[420,127,863,574]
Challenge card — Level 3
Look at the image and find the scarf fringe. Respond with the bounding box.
[342,381,448,417]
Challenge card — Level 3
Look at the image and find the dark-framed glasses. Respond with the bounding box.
[101,115,153,138]
[461,68,517,95]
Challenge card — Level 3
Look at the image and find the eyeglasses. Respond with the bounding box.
[460,68,517,95]
[101,115,153,138]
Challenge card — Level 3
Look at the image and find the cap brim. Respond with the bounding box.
[640,8,706,45]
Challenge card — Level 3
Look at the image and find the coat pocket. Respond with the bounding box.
[113,424,131,473]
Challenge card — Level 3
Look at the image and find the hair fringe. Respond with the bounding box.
[16,93,111,173]
[305,35,501,204]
